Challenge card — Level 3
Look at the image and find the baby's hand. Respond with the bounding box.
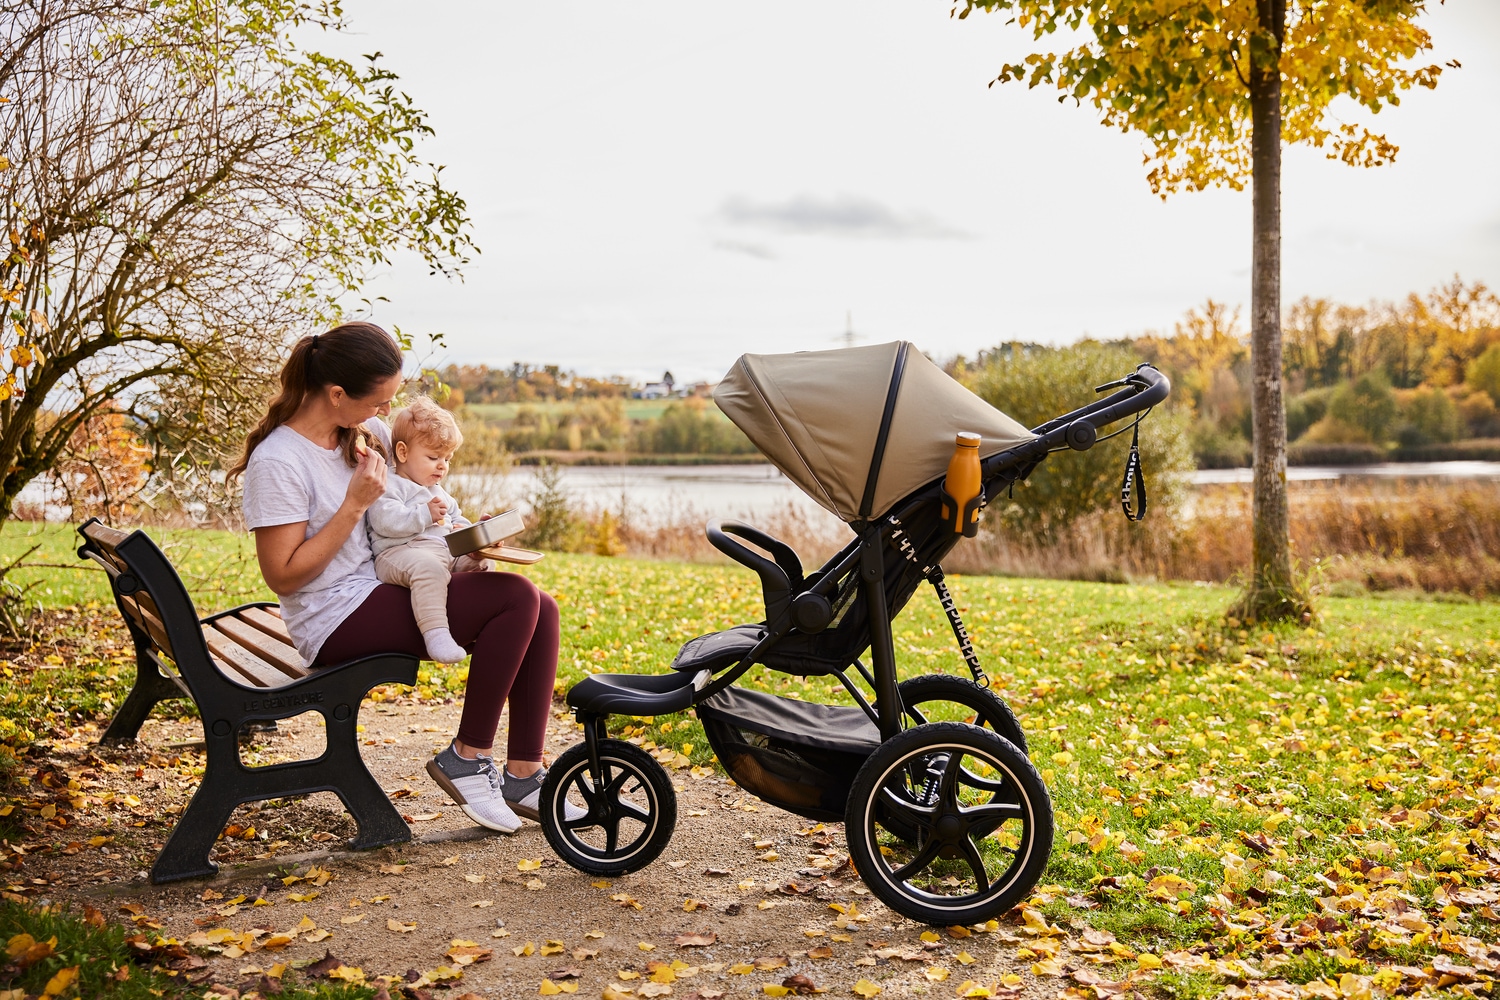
[427,496,449,524]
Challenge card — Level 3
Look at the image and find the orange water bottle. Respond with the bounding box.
[941,432,983,536]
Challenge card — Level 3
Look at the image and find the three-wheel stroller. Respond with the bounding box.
[538,342,1169,924]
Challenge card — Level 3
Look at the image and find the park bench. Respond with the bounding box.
[76,518,419,883]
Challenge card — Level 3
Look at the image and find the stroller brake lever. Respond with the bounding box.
[1094,376,1133,394]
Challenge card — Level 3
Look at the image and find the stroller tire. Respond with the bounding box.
[897,674,1028,754]
[539,739,676,877]
[845,722,1052,926]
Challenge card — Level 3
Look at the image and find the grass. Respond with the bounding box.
[4,521,1500,997]
[0,899,379,999]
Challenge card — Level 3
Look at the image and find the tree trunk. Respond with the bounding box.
[1235,0,1309,623]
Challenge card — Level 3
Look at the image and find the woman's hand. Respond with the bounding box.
[257,448,387,596]
[345,446,387,513]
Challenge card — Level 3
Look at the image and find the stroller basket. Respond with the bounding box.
[539,343,1170,927]
[697,687,879,822]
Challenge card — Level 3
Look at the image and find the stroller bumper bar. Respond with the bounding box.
[980,364,1170,480]
[566,668,712,716]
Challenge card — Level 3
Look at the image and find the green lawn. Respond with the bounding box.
[4,522,1499,996]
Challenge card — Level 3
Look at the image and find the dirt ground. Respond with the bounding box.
[12,699,1103,999]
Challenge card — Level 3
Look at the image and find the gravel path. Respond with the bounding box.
[25,699,1065,999]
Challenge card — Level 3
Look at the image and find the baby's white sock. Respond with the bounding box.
[422,627,468,664]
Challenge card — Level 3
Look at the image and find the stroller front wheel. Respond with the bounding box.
[845,722,1053,926]
[540,739,676,877]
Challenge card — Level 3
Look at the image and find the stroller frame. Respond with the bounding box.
[539,352,1169,924]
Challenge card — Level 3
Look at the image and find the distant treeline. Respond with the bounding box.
[433,363,643,404]
[952,276,1500,468]
[438,276,1499,465]
[494,397,756,456]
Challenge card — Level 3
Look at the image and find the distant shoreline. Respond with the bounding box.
[507,451,769,467]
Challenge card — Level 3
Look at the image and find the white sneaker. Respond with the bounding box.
[426,744,521,834]
[422,627,468,664]
[504,766,588,824]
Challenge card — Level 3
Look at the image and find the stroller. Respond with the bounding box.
[538,342,1169,925]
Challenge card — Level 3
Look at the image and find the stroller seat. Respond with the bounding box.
[567,669,708,715]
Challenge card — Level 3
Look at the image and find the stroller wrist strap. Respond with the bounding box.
[1120,422,1147,522]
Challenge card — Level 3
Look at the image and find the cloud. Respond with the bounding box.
[718,193,969,240]
[712,239,777,260]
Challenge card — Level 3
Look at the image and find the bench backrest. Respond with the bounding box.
[77,519,311,695]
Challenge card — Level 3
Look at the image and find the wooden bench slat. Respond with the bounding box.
[202,629,288,688]
[239,606,295,645]
[211,616,307,679]
[124,596,178,663]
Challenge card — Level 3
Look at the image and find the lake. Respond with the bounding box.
[461,460,1500,527]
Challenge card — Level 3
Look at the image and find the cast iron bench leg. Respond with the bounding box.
[102,641,185,744]
[325,709,413,850]
[152,700,414,881]
[151,738,242,882]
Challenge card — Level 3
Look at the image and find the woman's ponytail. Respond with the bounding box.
[229,322,403,479]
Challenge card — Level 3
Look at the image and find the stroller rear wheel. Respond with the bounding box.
[898,674,1028,753]
[845,722,1052,926]
[539,739,676,877]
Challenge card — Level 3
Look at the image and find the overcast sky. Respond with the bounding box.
[328,1,1500,384]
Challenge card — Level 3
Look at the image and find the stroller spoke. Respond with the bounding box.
[615,799,652,825]
[878,785,935,832]
[888,837,943,884]
[959,835,991,893]
[959,802,1022,825]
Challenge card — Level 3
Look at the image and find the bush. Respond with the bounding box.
[1285,386,1333,441]
[1300,414,1371,445]
[1454,386,1500,437]
[1328,371,1397,442]
[634,398,757,455]
[1394,385,1461,446]
[963,341,1195,542]
[1189,421,1251,469]
[1467,343,1500,405]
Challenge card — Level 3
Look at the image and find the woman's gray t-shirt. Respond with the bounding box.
[240,419,392,663]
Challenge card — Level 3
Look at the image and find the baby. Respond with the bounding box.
[368,396,487,663]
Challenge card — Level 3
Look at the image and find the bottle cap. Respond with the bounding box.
[955,432,981,447]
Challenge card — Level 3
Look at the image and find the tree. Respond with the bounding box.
[958,0,1443,620]
[964,340,1194,543]
[0,0,473,521]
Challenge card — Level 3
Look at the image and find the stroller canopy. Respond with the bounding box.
[714,342,1035,523]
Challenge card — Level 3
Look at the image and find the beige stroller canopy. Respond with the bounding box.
[714,341,1036,523]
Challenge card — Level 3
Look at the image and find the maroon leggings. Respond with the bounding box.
[314,572,559,760]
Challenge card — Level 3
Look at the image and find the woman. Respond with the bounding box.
[231,322,571,834]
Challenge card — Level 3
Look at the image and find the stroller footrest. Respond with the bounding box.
[567,670,706,716]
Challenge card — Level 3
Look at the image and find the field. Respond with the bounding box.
[3,522,1500,997]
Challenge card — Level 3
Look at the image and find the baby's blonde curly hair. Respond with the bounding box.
[391,395,463,454]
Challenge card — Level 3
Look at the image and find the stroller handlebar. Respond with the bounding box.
[980,364,1170,479]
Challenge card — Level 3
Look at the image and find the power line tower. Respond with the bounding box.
[835,310,865,349]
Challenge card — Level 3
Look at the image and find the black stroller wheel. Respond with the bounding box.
[539,739,676,877]
[845,722,1052,926]
[897,674,1028,754]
